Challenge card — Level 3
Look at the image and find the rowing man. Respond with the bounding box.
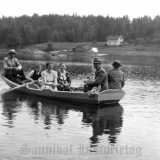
[3,49,27,84]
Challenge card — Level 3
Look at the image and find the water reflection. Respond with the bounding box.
[82,104,123,144]
[1,64,160,159]
[27,101,42,122]
[1,94,23,128]
[1,91,123,146]
[25,98,69,128]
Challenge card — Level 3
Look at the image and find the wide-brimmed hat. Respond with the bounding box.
[93,57,101,64]
[8,49,16,54]
[112,60,122,67]
[60,63,66,69]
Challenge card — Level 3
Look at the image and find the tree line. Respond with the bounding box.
[0,13,160,48]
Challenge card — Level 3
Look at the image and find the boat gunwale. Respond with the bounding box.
[1,75,125,104]
[1,75,124,95]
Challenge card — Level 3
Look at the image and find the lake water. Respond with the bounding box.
[0,64,160,160]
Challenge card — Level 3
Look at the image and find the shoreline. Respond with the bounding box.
[0,53,160,68]
[0,43,160,67]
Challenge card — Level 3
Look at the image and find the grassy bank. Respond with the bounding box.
[28,42,160,57]
[0,42,160,67]
[0,42,160,57]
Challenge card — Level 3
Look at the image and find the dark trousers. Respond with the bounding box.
[5,68,26,84]
[84,84,93,92]
[57,85,72,91]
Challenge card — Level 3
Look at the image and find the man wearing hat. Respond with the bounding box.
[84,57,109,92]
[108,60,125,89]
[3,49,27,84]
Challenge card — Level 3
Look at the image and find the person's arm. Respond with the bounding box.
[43,76,51,85]
[87,70,106,87]
[57,71,61,84]
[41,72,51,86]
[27,70,35,82]
[121,74,125,88]
[108,70,113,83]
[3,58,13,70]
[46,71,57,87]
[66,72,71,86]
[15,58,21,68]
[41,71,57,87]
[53,71,57,86]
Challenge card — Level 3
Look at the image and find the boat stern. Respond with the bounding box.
[98,89,125,104]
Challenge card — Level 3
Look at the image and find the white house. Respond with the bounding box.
[106,35,124,46]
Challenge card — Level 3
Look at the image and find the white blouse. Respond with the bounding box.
[41,70,57,83]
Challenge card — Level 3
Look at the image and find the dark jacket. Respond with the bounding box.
[87,67,109,91]
[31,70,41,81]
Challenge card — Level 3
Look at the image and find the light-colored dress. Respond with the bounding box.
[41,70,57,90]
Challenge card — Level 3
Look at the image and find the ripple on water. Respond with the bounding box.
[0,65,160,159]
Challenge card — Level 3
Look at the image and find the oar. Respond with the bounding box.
[3,84,25,94]
[5,81,34,93]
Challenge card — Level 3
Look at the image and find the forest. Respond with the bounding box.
[0,13,160,48]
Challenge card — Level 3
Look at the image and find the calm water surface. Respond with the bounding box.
[0,64,160,160]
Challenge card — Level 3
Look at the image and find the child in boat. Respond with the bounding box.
[108,60,125,89]
[57,63,72,91]
[3,49,27,84]
[41,62,58,90]
[27,64,42,88]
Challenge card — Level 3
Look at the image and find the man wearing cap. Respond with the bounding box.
[3,49,27,83]
[108,60,125,89]
[84,57,109,92]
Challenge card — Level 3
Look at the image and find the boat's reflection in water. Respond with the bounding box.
[83,104,123,144]
[1,91,123,145]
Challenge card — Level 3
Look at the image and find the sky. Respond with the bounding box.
[0,0,160,20]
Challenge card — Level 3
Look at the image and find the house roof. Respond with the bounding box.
[76,43,89,48]
[107,35,123,40]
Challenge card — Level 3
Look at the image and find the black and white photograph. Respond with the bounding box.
[0,0,159,159]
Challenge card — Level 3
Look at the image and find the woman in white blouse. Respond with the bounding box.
[41,62,57,90]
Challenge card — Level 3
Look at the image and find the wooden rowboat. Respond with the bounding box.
[1,76,125,104]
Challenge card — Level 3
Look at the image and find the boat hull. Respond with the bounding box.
[1,76,125,104]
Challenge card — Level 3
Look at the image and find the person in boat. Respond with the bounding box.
[41,62,57,90]
[3,49,27,84]
[84,57,109,92]
[108,60,125,89]
[57,63,72,91]
[27,64,42,87]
